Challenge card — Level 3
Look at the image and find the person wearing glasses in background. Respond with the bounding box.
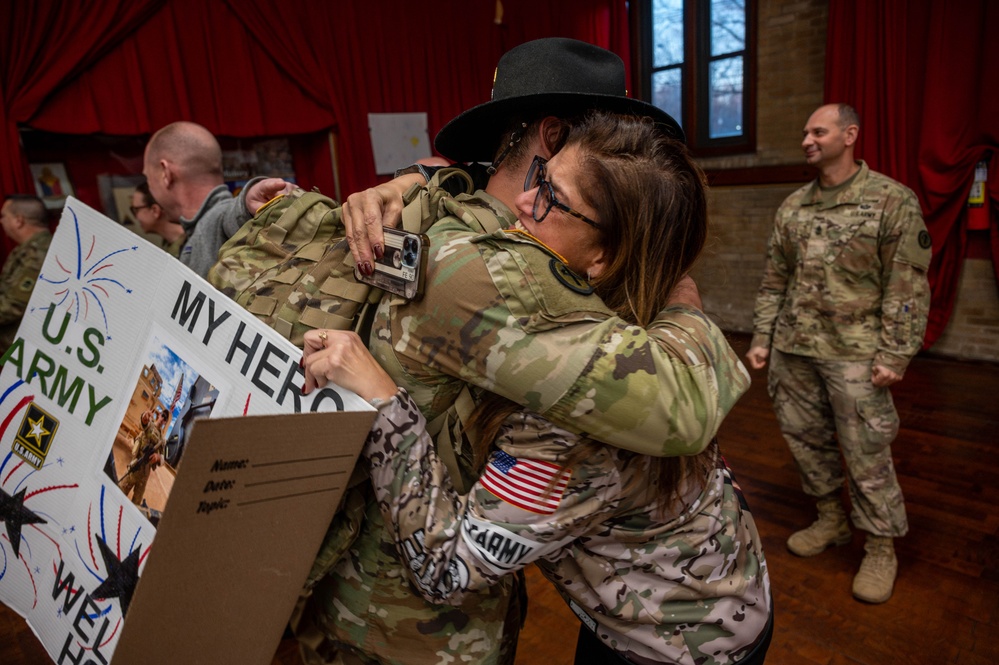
[130,181,186,258]
[302,111,772,665]
[292,38,761,665]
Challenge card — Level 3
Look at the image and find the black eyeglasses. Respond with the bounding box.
[129,205,151,216]
[523,156,601,230]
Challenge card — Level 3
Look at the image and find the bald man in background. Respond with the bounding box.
[142,121,290,279]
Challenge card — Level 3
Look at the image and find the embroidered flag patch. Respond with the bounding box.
[481,450,570,514]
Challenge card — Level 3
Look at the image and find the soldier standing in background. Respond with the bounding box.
[0,195,51,356]
[745,103,932,603]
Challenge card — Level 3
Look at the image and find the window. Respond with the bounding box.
[637,0,756,155]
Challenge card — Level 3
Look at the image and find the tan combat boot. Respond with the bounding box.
[852,535,898,603]
[786,495,852,556]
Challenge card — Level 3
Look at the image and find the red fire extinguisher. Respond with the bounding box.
[967,159,990,231]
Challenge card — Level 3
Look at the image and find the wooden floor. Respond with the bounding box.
[3,333,998,664]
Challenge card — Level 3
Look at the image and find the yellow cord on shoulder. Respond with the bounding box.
[503,228,571,266]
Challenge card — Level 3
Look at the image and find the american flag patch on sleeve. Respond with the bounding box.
[480,450,570,514]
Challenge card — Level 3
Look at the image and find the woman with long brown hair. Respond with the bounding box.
[302,111,772,665]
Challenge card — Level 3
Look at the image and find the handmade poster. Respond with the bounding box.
[0,197,374,663]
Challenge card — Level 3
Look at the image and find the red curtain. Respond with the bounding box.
[0,0,165,257]
[825,0,999,347]
[24,0,337,207]
[224,0,494,199]
[227,0,629,198]
[27,0,333,138]
[1,0,628,263]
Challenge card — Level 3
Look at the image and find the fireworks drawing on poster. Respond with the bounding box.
[33,204,138,340]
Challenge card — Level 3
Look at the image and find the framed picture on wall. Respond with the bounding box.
[29,162,75,209]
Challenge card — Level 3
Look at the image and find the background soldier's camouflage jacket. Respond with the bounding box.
[362,389,771,665]
[751,161,931,374]
[316,190,752,664]
[0,230,52,355]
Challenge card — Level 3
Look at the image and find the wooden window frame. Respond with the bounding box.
[632,0,758,157]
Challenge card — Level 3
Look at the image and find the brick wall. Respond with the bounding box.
[929,259,999,361]
[691,184,800,332]
[690,0,999,363]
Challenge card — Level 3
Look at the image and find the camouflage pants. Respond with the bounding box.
[768,350,907,536]
[119,467,150,507]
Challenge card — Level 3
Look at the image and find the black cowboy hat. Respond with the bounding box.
[434,37,684,163]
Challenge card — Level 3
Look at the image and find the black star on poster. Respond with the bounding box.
[92,534,142,616]
[0,486,48,558]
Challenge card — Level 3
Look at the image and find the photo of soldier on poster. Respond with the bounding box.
[104,339,218,522]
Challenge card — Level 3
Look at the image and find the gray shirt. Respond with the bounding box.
[178,178,262,279]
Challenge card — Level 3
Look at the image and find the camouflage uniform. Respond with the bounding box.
[0,230,52,355]
[372,192,750,456]
[119,419,166,507]
[361,389,771,665]
[315,191,752,664]
[751,161,931,536]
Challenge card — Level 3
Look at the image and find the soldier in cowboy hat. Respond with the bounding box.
[296,38,758,665]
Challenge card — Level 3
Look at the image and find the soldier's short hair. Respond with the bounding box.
[5,194,47,227]
[836,103,860,130]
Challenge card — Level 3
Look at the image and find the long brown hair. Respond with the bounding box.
[470,111,714,512]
